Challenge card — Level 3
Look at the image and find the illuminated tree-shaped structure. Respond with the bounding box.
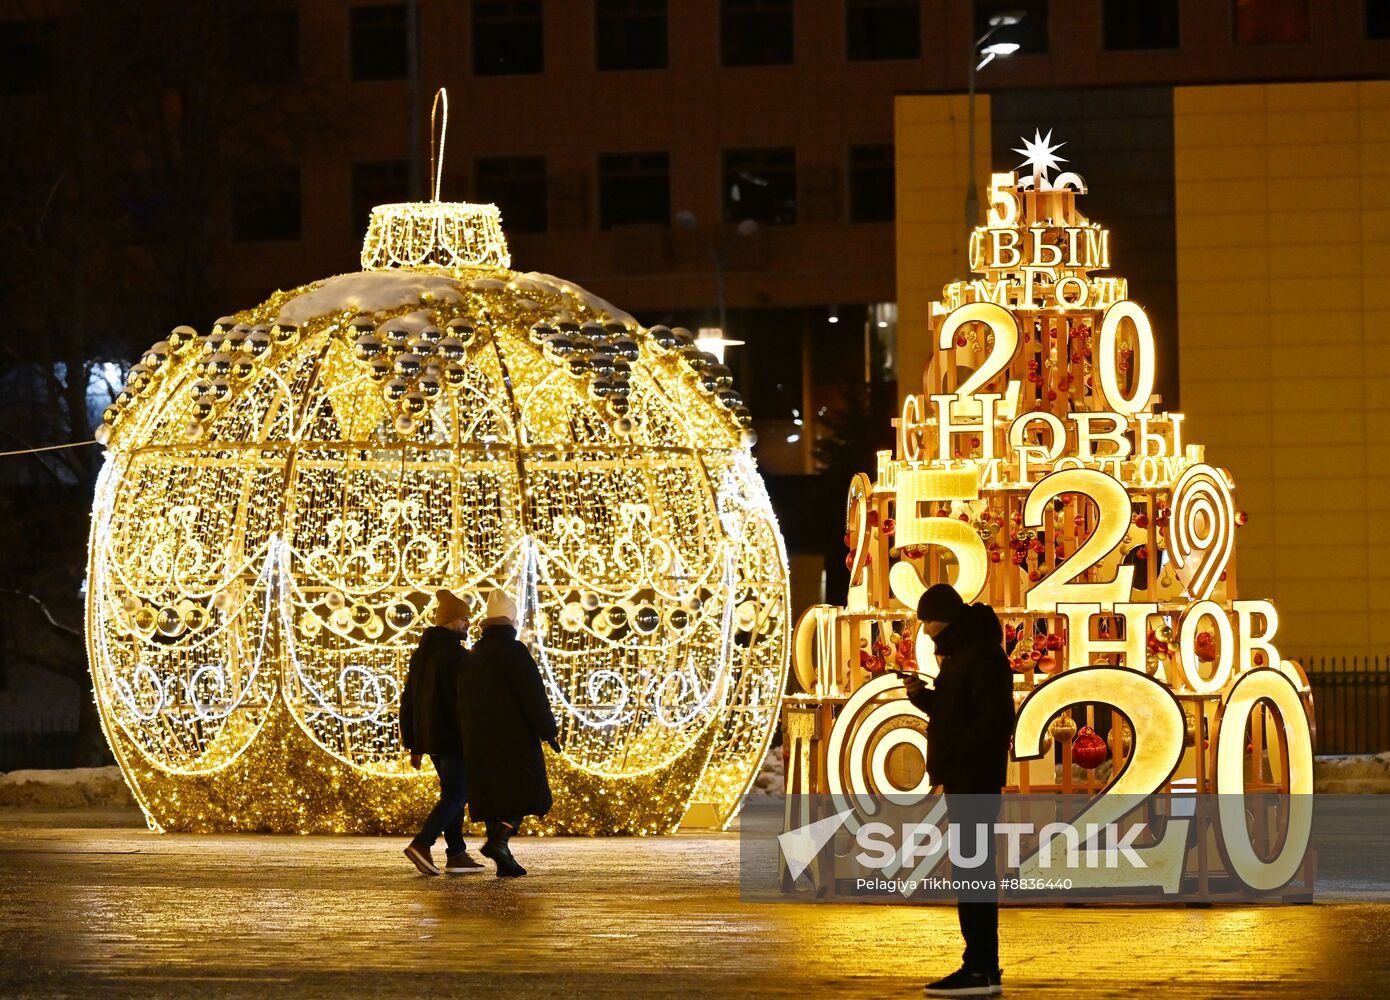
[88,196,789,834]
[786,138,1314,898]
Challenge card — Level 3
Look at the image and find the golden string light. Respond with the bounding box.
[88,165,789,834]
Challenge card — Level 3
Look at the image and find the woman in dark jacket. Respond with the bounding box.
[904,583,1015,997]
[457,588,560,877]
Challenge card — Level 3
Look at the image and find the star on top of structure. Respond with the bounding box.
[1013,129,1068,182]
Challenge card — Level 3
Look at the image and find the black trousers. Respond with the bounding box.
[484,817,523,840]
[944,790,1002,974]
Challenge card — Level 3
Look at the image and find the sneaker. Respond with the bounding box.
[924,968,994,996]
[403,841,440,876]
[443,851,486,874]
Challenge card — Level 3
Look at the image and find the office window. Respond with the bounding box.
[476,156,548,233]
[0,19,56,96]
[351,161,411,231]
[1102,0,1179,49]
[721,0,793,66]
[473,0,543,75]
[1233,0,1309,45]
[848,145,894,223]
[973,0,1048,55]
[598,153,670,228]
[846,0,920,61]
[235,6,300,83]
[1371,0,1390,39]
[233,165,302,242]
[724,148,795,225]
[350,4,408,81]
[596,0,667,70]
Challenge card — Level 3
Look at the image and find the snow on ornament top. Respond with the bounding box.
[86,89,789,836]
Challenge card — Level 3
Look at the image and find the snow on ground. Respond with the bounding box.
[0,767,134,809]
[1313,752,1390,794]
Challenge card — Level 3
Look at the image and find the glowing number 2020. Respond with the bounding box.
[1012,666,1315,894]
[1023,468,1134,611]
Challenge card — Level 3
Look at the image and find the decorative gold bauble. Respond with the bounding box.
[87,199,789,835]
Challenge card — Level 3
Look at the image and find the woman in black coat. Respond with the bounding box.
[457,588,559,877]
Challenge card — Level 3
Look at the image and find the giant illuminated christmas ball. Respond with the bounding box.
[87,198,789,834]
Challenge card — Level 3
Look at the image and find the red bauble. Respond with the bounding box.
[1072,727,1109,769]
[882,517,896,537]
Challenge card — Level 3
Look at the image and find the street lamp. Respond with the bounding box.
[676,209,757,349]
[965,10,1026,229]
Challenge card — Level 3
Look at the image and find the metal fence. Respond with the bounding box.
[0,717,81,772]
[1302,656,1390,756]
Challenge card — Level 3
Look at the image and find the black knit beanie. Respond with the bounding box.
[917,583,965,624]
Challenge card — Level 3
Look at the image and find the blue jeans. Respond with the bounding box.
[415,753,468,855]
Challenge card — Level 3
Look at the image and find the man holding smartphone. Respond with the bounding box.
[902,583,1016,996]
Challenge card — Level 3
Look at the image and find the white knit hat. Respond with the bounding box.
[484,588,519,626]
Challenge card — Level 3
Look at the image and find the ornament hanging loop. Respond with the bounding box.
[429,87,448,203]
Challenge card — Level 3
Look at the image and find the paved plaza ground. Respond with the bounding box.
[1,809,1388,999]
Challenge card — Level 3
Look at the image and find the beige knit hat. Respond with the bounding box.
[433,589,469,627]
[482,588,518,626]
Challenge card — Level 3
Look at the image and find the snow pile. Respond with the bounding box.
[0,767,135,809]
[751,745,785,794]
[274,271,465,324]
[1314,752,1390,794]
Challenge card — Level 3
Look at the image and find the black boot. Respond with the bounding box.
[481,821,527,877]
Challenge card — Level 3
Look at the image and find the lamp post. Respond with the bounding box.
[676,210,757,349]
[965,10,1025,230]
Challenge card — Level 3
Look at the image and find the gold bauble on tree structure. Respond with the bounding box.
[86,109,789,834]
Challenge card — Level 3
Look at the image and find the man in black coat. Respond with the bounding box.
[903,583,1015,997]
[399,589,483,876]
[457,588,560,877]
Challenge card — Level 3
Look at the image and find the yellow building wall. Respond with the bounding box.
[1174,81,1388,662]
[895,94,992,401]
